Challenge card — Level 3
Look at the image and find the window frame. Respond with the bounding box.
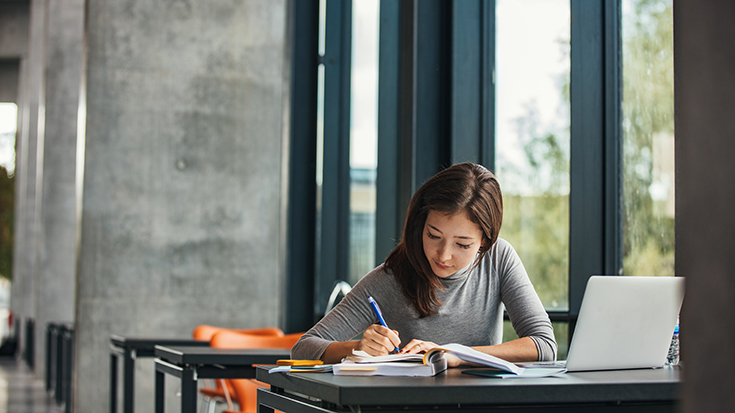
[285,0,625,341]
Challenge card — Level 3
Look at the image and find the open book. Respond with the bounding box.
[332,343,525,377]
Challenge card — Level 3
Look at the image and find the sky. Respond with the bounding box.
[0,103,17,177]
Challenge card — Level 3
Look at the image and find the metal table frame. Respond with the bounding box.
[153,345,291,413]
[109,336,209,413]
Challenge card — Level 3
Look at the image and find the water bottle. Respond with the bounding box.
[666,318,680,366]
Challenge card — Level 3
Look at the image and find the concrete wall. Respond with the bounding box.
[674,1,735,411]
[74,0,288,411]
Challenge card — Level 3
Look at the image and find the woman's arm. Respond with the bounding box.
[496,241,558,361]
[400,337,537,367]
[320,324,402,363]
[291,265,404,361]
[469,337,538,363]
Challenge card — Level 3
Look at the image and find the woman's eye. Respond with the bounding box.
[457,243,472,250]
[427,232,440,239]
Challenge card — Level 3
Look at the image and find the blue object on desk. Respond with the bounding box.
[368,296,400,353]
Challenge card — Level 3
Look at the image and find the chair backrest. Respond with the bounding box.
[192,325,284,342]
[193,325,285,410]
[210,330,303,349]
[325,281,352,314]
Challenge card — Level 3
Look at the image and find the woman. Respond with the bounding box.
[291,162,557,366]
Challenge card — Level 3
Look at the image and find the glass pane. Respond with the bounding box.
[495,0,570,310]
[314,0,327,285]
[621,0,674,276]
[348,0,379,286]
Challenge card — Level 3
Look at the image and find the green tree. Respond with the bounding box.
[0,166,13,280]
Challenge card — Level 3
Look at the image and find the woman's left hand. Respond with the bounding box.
[399,339,463,367]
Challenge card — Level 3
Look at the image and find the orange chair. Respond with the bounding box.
[192,325,284,342]
[209,330,304,413]
[193,326,285,413]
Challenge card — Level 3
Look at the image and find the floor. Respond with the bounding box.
[0,356,64,413]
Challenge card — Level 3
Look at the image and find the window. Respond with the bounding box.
[348,0,380,285]
[621,0,674,276]
[287,0,676,338]
[495,0,571,358]
[495,0,570,312]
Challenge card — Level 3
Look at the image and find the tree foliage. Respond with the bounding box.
[0,166,13,281]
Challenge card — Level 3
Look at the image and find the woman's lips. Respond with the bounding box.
[435,261,450,270]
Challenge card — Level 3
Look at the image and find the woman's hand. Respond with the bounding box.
[357,324,401,356]
[399,339,463,367]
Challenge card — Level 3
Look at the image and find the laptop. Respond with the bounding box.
[519,275,684,372]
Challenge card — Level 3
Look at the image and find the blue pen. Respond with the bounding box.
[368,296,400,353]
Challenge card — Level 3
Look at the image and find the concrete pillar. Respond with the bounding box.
[75,0,288,411]
[33,0,85,380]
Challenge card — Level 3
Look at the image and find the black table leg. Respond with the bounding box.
[181,366,198,413]
[155,368,165,413]
[124,349,135,413]
[110,353,118,413]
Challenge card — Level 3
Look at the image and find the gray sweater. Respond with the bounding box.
[291,238,557,361]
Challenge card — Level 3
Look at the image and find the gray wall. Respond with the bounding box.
[674,1,735,412]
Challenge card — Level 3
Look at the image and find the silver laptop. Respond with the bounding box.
[520,275,684,372]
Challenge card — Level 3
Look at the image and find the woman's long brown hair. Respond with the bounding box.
[384,163,503,318]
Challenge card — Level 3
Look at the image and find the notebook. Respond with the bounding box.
[519,275,684,372]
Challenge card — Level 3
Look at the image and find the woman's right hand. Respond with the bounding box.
[357,324,401,356]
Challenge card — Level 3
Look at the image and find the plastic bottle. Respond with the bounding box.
[666,318,680,366]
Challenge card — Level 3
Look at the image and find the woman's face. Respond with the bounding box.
[422,210,484,278]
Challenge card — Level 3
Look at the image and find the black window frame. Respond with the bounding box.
[285,0,624,344]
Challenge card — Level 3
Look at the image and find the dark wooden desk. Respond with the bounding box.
[256,366,680,413]
[154,345,291,413]
[109,336,208,413]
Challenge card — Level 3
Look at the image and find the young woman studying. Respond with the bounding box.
[291,162,557,367]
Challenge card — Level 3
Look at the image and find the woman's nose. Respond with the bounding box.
[437,242,451,261]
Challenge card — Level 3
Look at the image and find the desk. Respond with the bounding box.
[109,336,208,413]
[154,345,291,413]
[256,366,680,413]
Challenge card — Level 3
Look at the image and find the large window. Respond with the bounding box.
[288,0,676,337]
